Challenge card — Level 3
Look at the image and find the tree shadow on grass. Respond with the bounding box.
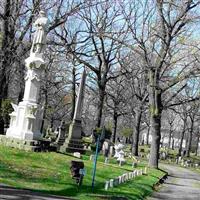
[0,160,160,200]
[0,185,73,200]
[0,178,154,200]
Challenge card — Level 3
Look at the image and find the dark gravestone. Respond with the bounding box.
[70,160,85,186]
[55,121,66,145]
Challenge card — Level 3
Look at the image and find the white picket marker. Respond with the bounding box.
[133,170,137,178]
[126,173,129,181]
[129,172,132,179]
[131,171,134,178]
[118,176,122,184]
[105,181,110,190]
[110,179,114,188]
[144,167,147,174]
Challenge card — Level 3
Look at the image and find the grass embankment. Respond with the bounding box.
[0,145,165,200]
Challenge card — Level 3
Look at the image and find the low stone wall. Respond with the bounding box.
[0,135,42,151]
[104,167,147,190]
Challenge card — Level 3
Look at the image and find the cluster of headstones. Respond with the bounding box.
[45,121,66,144]
[176,157,199,168]
[104,167,147,190]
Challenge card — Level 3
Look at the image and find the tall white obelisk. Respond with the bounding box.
[6,11,48,140]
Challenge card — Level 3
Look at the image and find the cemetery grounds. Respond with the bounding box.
[0,145,166,200]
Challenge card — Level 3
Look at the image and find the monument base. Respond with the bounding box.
[59,138,84,153]
[0,135,42,151]
[6,100,43,141]
[68,120,82,139]
[59,120,84,153]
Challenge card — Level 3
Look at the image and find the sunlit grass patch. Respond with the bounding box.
[0,145,166,200]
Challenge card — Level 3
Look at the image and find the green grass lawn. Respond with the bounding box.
[0,145,166,200]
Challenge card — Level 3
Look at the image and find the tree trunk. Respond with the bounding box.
[112,111,118,143]
[168,127,172,149]
[0,0,15,134]
[186,119,194,157]
[146,124,150,145]
[18,88,24,103]
[148,70,162,168]
[148,112,162,168]
[0,72,9,134]
[96,86,105,127]
[17,61,25,103]
[132,109,142,156]
[172,139,174,150]
[0,100,4,134]
[178,122,186,156]
[40,84,48,134]
[195,136,199,156]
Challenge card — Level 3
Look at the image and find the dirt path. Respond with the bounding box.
[0,184,73,200]
[148,164,200,200]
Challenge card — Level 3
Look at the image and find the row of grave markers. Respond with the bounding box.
[104,167,147,190]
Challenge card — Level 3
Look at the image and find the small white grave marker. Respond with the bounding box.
[90,154,94,161]
[126,173,129,180]
[119,176,122,184]
[104,157,109,164]
[105,181,110,190]
[110,179,114,188]
[73,152,81,158]
[144,167,147,174]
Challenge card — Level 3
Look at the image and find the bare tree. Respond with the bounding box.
[162,110,176,149]
[123,57,148,156]
[113,0,200,168]
[106,75,128,143]
[54,0,127,127]
[176,104,189,156]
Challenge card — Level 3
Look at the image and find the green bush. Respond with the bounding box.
[1,99,13,126]
[93,127,112,142]
[120,127,133,137]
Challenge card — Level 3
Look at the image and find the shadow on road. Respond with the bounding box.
[0,185,73,200]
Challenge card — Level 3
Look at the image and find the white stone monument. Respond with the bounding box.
[117,150,126,166]
[6,11,48,141]
[114,142,124,158]
[60,69,86,152]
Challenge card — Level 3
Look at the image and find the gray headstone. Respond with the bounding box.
[113,178,119,186]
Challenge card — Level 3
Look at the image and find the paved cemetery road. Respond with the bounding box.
[148,164,200,200]
[0,184,74,200]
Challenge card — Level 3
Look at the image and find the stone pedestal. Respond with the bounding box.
[59,120,84,153]
[6,101,43,140]
[6,54,44,143]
